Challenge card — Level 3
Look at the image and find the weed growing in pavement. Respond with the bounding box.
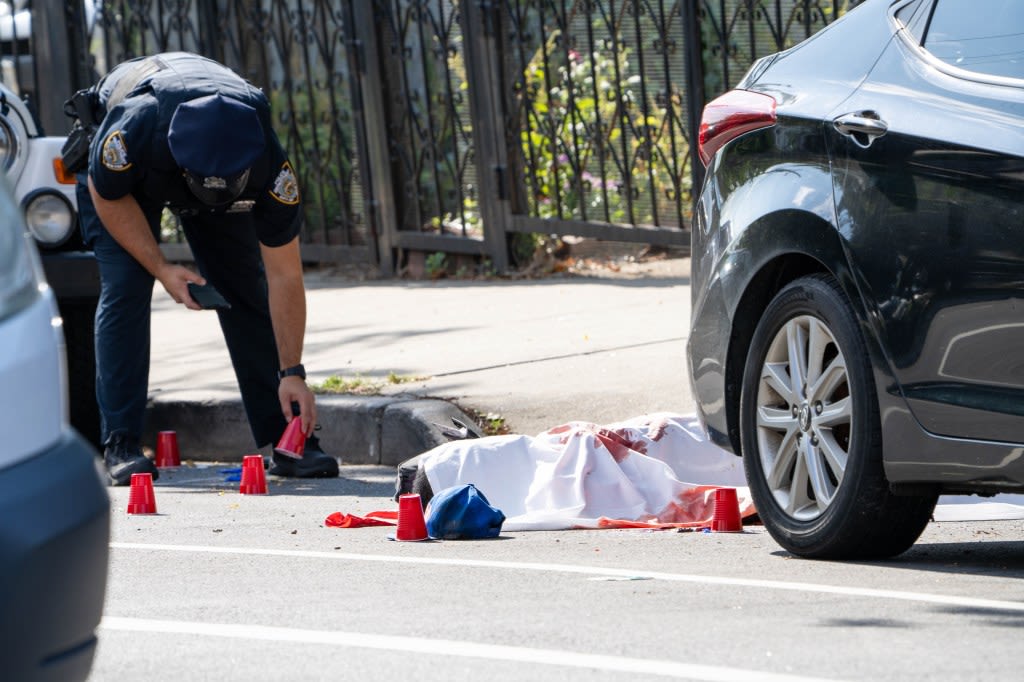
[455,405,510,436]
[386,372,424,385]
[312,375,383,395]
[481,412,509,436]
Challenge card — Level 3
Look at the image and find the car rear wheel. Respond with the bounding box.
[739,274,936,559]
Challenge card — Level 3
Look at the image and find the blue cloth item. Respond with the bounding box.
[425,484,505,540]
[168,93,265,177]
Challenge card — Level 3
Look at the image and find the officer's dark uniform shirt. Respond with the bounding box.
[87,52,301,247]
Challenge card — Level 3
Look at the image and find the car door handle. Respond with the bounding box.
[833,112,888,148]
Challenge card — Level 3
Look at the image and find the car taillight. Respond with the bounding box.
[698,90,777,166]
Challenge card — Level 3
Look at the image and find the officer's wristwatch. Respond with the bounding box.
[277,364,306,381]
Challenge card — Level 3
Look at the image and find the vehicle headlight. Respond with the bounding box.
[23,190,75,247]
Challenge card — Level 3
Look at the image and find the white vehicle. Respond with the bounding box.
[0,77,101,447]
[0,124,108,679]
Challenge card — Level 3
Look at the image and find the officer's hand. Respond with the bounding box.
[157,264,206,311]
[279,376,317,435]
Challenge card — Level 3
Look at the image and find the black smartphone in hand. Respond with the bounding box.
[187,282,232,310]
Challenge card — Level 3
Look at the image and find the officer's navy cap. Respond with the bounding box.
[168,93,265,205]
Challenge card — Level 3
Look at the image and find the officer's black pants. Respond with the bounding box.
[78,180,287,448]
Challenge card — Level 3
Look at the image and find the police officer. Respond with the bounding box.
[76,52,339,485]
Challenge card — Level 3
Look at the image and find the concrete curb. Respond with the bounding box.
[142,394,477,466]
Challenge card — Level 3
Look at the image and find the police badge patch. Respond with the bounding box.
[270,161,300,205]
[101,131,132,171]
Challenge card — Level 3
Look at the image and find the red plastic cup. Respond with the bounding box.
[710,487,742,532]
[395,493,429,541]
[239,454,268,495]
[274,418,306,459]
[127,473,157,515]
[155,430,181,468]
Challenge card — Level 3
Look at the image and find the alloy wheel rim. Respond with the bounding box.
[755,314,852,521]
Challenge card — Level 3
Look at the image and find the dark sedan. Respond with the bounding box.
[688,0,1024,558]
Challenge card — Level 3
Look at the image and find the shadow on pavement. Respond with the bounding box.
[770,540,1024,579]
[152,464,398,500]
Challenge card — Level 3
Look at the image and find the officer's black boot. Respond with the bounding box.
[104,432,159,487]
[268,428,340,478]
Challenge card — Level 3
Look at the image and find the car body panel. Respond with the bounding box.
[0,112,107,680]
[827,27,1024,447]
[0,431,109,682]
[690,122,854,451]
[688,0,1024,493]
[0,288,66,463]
[736,0,896,121]
[690,0,898,454]
[0,78,101,447]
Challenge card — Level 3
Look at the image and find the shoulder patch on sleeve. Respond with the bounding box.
[101,130,132,171]
[269,161,300,205]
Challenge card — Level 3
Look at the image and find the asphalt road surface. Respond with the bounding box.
[90,464,1024,682]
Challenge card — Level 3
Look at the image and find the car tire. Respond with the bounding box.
[59,297,102,451]
[739,274,936,559]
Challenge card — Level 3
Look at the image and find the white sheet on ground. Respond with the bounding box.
[419,413,1024,529]
[421,413,752,531]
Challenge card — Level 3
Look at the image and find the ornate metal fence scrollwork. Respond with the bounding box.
[700,0,865,96]
[372,0,479,241]
[219,2,369,259]
[84,0,371,261]
[23,0,860,271]
[503,0,694,236]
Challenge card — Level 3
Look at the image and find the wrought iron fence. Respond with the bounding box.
[700,0,861,93]
[500,0,864,248]
[378,1,477,237]
[90,0,373,262]
[6,0,862,273]
[501,0,698,246]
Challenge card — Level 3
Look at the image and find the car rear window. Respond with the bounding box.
[923,0,1024,79]
[895,0,930,40]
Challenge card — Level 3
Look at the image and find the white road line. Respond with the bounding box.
[100,616,835,682]
[111,542,1024,613]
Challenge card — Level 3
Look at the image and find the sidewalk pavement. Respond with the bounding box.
[144,256,694,467]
